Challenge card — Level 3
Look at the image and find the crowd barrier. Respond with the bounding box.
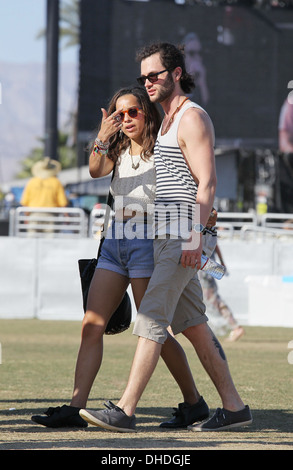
[0,236,136,322]
[1,209,293,327]
[9,207,293,240]
[9,207,88,238]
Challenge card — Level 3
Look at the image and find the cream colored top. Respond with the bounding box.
[110,147,156,219]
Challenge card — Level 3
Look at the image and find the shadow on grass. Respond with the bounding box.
[1,399,292,431]
[1,399,292,451]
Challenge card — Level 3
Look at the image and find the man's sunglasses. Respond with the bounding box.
[137,69,168,86]
[116,107,142,122]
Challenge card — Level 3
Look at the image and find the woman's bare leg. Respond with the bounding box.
[161,333,201,404]
[71,269,129,408]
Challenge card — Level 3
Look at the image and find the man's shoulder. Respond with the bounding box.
[179,102,215,145]
[180,104,213,132]
[184,101,208,117]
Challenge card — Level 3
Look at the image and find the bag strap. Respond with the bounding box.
[98,165,115,257]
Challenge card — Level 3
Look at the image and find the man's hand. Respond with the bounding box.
[181,234,202,269]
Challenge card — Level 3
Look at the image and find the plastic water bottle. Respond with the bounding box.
[200,254,226,280]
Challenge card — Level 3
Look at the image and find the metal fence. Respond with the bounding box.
[8,207,293,240]
[9,207,88,238]
[216,212,293,240]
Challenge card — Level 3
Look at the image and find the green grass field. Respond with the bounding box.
[0,319,292,451]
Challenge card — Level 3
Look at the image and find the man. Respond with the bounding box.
[80,43,252,432]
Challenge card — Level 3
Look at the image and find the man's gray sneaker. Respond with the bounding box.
[188,405,252,431]
[79,401,136,433]
[160,396,209,428]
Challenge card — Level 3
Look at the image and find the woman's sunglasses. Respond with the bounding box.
[116,107,142,122]
[137,69,168,86]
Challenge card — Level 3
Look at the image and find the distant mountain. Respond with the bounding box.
[0,62,78,184]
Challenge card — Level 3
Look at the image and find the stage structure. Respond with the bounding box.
[77,0,293,213]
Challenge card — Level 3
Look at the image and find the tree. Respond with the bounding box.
[21,0,80,181]
[59,0,80,48]
[36,0,80,49]
[16,133,77,179]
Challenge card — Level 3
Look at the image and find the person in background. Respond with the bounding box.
[20,157,68,235]
[278,98,293,212]
[184,32,209,107]
[21,157,67,209]
[279,98,293,153]
[199,244,245,342]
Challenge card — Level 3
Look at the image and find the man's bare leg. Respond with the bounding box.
[117,336,162,416]
[183,323,244,411]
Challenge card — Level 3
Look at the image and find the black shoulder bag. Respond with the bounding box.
[78,168,132,335]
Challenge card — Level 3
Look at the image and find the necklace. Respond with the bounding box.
[162,97,189,135]
[130,146,140,170]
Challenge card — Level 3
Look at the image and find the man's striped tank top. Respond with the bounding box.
[154,101,206,238]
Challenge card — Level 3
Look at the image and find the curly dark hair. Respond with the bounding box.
[136,42,195,94]
[90,86,161,163]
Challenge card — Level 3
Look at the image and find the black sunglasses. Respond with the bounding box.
[137,69,168,86]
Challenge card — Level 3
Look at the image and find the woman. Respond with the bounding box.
[32,86,212,428]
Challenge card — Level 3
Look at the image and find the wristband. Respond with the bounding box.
[94,137,109,150]
[93,143,108,155]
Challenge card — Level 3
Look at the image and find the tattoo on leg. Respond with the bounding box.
[212,334,226,361]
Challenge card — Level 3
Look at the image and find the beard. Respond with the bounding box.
[152,73,175,103]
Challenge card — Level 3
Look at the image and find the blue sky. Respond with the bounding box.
[0,0,77,63]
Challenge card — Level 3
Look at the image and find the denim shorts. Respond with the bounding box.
[97,220,154,278]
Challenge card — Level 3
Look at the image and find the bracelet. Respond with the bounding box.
[94,137,109,150]
[93,143,108,155]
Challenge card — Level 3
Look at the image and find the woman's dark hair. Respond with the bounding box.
[136,42,195,94]
[90,86,161,162]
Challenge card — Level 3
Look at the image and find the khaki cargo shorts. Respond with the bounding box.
[133,238,208,344]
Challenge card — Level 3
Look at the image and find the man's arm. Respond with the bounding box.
[178,107,217,268]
